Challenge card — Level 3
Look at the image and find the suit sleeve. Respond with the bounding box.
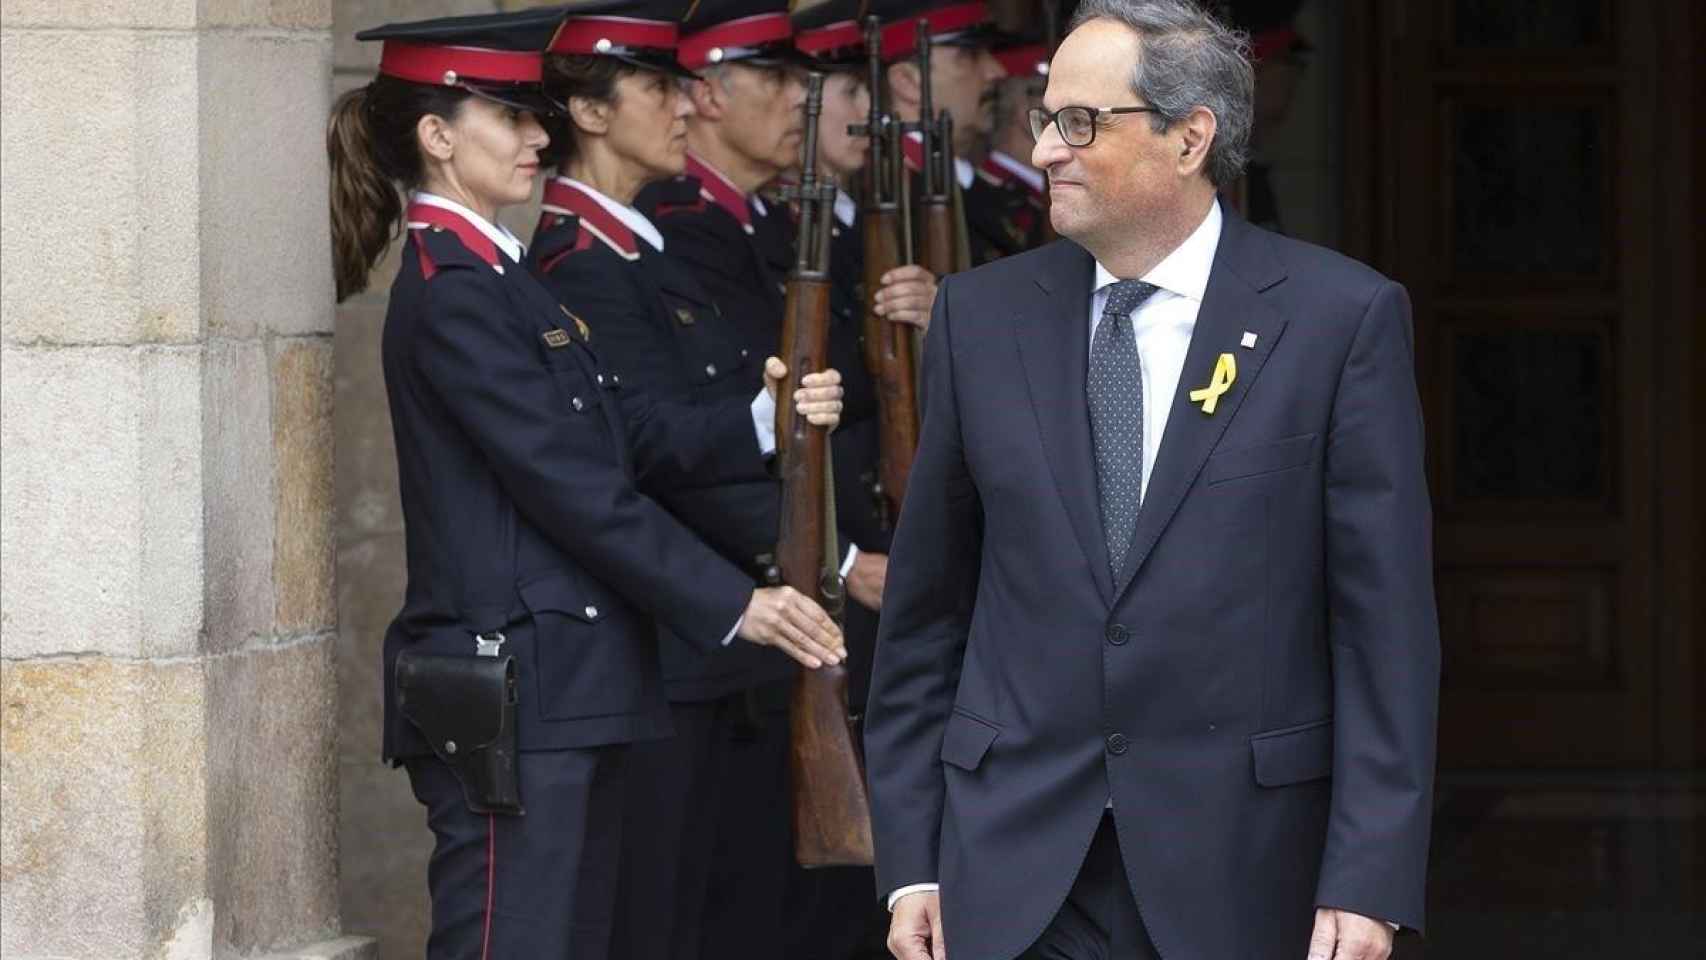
[413,271,753,653]
[1315,280,1441,933]
[863,274,983,901]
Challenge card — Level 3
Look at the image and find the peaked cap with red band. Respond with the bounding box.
[546,0,700,80]
[357,8,562,115]
[994,41,1049,78]
[678,0,809,71]
[1223,0,1312,62]
[791,0,865,68]
[868,0,998,62]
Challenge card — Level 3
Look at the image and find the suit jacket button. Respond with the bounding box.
[1105,623,1129,646]
[1106,733,1130,756]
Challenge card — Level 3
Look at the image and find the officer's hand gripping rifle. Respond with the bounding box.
[781,72,875,868]
[848,14,919,523]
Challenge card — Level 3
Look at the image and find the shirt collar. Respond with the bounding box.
[834,188,857,228]
[988,150,1045,194]
[1092,199,1222,302]
[554,177,665,252]
[409,192,524,264]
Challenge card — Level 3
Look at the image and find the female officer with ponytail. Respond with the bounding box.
[326,9,845,958]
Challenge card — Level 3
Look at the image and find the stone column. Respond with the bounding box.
[1,2,372,957]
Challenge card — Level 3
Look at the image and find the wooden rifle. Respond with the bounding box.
[912,18,958,280]
[848,14,919,524]
[780,72,875,868]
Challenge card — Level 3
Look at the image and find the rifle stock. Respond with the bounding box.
[784,72,874,868]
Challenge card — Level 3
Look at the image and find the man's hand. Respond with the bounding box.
[738,586,845,669]
[888,890,945,960]
[1307,908,1393,960]
[845,551,888,610]
[873,265,939,331]
[763,358,845,429]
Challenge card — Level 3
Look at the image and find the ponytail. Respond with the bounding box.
[328,86,402,302]
[326,78,472,302]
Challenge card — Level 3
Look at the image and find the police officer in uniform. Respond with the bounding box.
[963,36,1051,264]
[529,4,847,959]
[869,0,1008,275]
[328,9,845,958]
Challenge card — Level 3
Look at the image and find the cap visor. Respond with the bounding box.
[464,83,561,117]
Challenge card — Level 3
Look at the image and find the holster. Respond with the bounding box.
[395,650,524,815]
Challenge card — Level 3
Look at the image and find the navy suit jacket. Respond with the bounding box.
[380,225,764,758]
[865,212,1440,960]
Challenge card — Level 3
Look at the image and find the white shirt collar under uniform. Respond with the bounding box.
[834,189,857,228]
[1092,198,1222,304]
[554,176,666,252]
[408,191,525,264]
[988,150,1045,194]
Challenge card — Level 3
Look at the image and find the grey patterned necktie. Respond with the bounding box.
[1088,279,1159,584]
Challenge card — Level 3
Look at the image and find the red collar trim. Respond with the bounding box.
[880,2,987,62]
[379,42,542,86]
[406,201,501,269]
[680,12,794,69]
[540,179,640,260]
[685,153,754,232]
[900,132,924,173]
[549,17,679,56]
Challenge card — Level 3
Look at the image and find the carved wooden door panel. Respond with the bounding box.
[1374,0,1659,766]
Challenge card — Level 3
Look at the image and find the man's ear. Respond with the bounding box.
[885,61,921,112]
[568,95,611,137]
[417,112,456,163]
[1176,105,1218,178]
[687,74,723,121]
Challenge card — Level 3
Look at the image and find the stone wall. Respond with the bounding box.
[1,2,369,957]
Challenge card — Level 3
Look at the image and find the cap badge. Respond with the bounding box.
[442,69,457,85]
[595,37,613,53]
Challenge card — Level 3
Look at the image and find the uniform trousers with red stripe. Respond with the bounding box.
[406,746,627,960]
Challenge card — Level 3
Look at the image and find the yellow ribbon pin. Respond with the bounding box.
[1189,353,1237,415]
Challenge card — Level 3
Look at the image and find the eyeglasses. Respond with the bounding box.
[1028,105,1160,147]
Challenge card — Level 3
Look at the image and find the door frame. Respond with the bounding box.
[1339,0,1699,770]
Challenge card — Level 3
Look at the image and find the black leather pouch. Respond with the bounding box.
[395,650,524,815]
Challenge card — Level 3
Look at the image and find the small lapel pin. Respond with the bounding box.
[560,305,591,342]
[675,307,696,326]
[541,328,572,349]
[1240,331,1258,350]
[1189,353,1238,415]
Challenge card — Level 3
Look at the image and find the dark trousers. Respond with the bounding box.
[611,691,792,960]
[406,746,627,960]
[1017,814,1160,960]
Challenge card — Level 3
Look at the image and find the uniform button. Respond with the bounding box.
[705,363,718,377]
[584,605,599,619]
[596,374,605,384]
[1106,623,1129,646]
[1106,733,1130,756]
[740,348,750,358]
[571,397,584,411]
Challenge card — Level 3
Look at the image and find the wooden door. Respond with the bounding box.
[1346,0,1665,767]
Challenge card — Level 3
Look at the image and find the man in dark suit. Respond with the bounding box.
[866,3,1439,960]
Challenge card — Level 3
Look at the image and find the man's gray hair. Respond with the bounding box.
[1069,0,1253,187]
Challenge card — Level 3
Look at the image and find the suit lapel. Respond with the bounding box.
[1014,240,1116,607]
[1115,213,1290,597]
